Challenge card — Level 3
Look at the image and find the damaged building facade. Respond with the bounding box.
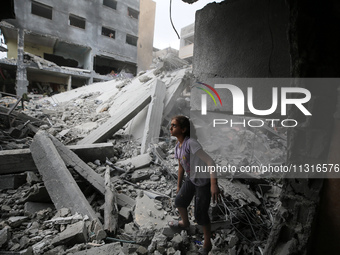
[0,0,155,96]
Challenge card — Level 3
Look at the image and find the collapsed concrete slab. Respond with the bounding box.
[141,79,166,154]
[0,143,114,174]
[162,69,192,119]
[122,69,191,141]
[30,131,100,223]
[77,78,155,145]
[49,134,105,194]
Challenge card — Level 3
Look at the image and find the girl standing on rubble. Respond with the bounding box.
[168,115,219,255]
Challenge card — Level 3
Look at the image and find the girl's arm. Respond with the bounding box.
[177,159,185,193]
[196,149,220,203]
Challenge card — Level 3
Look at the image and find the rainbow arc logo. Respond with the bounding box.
[195,82,223,115]
[196,82,223,106]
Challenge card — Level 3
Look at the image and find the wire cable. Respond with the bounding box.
[170,0,180,39]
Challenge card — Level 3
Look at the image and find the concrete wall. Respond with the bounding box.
[191,0,290,115]
[193,0,290,79]
[137,0,156,72]
[179,23,194,48]
[8,0,139,64]
[24,41,53,58]
[179,44,193,60]
[6,38,17,59]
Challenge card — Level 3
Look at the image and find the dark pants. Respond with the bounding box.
[175,178,211,225]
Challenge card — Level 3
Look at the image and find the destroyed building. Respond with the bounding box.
[178,23,194,64]
[1,0,340,254]
[0,0,155,96]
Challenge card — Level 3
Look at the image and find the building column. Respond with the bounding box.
[84,49,94,84]
[67,75,72,91]
[15,28,28,96]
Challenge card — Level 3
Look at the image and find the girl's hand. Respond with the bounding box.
[211,183,220,203]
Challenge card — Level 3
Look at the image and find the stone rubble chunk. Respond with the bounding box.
[24,202,54,215]
[0,227,10,248]
[148,232,167,253]
[26,171,40,185]
[119,206,132,220]
[51,220,87,246]
[134,195,173,230]
[167,247,177,255]
[138,75,152,83]
[131,168,150,183]
[8,216,29,228]
[171,233,183,250]
[71,243,125,255]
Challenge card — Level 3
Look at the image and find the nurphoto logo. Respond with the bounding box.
[197,83,312,128]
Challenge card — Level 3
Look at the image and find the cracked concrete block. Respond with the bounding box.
[0,227,10,248]
[171,233,183,250]
[26,171,40,185]
[136,245,148,255]
[51,221,87,246]
[219,179,260,206]
[21,183,51,203]
[71,243,125,255]
[117,153,152,170]
[141,79,166,154]
[31,131,100,223]
[134,195,173,230]
[124,222,137,236]
[119,207,131,220]
[148,233,167,253]
[24,202,54,215]
[0,173,26,190]
[167,247,176,255]
[116,193,136,209]
[8,216,29,228]
[131,168,150,183]
[139,75,152,83]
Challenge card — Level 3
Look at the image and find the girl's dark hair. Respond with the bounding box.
[171,115,197,139]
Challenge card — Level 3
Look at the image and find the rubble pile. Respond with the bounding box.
[0,135,283,254]
[0,55,287,254]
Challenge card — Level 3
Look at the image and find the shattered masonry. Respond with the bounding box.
[0,54,287,254]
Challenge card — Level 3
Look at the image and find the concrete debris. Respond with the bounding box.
[104,166,118,234]
[30,131,102,224]
[134,194,174,230]
[0,227,10,248]
[116,153,152,170]
[0,60,287,254]
[0,142,114,174]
